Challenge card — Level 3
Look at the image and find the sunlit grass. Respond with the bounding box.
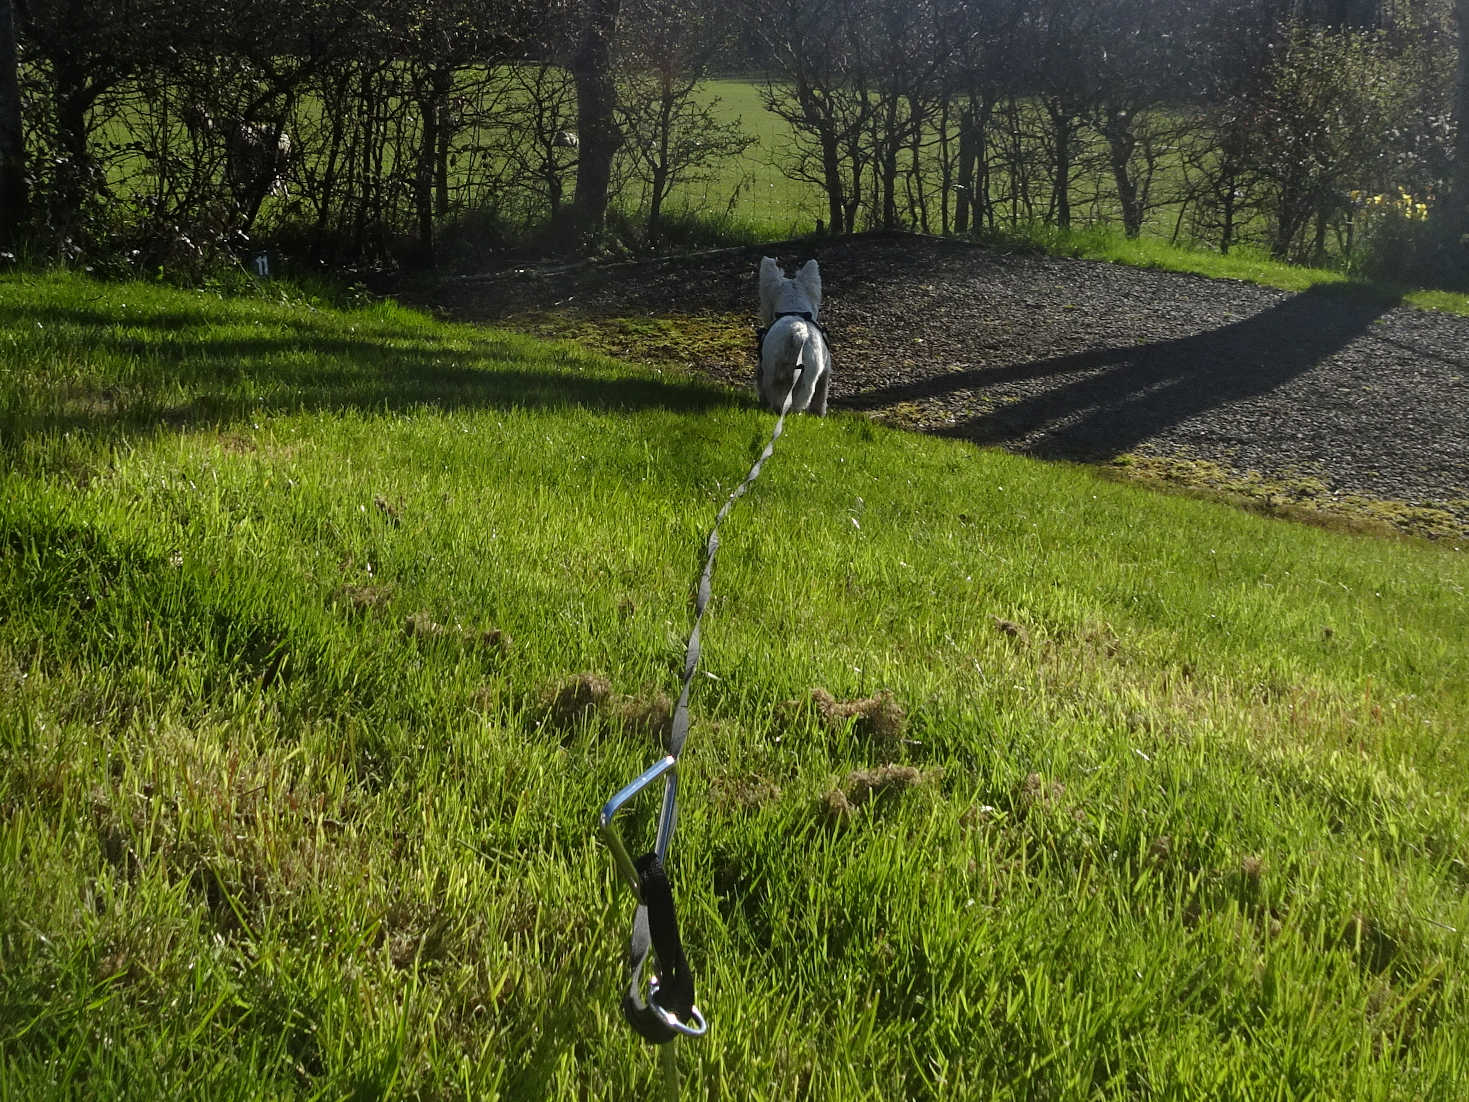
[977,220,1469,315]
[2,272,1467,1099]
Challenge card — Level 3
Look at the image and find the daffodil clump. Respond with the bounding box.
[1347,184,1442,281]
[1352,189,1431,222]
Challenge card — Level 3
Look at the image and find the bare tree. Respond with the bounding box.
[1249,22,1403,260]
[498,62,581,223]
[616,0,754,247]
[20,0,178,235]
[1432,0,1469,270]
[751,0,874,233]
[942,0,1028,236]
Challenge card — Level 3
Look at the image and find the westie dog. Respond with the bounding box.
[756,257,830,415]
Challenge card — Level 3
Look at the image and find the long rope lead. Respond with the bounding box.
[598,365,806,1081]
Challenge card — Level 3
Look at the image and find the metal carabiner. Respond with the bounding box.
[599,754,679,894]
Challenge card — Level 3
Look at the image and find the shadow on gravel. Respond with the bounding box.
[844,283,1402,461]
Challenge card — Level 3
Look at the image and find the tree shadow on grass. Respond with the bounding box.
[0,298,745,455]
[842,283,1402,462]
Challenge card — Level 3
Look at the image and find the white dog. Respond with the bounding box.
[756,257,830,415]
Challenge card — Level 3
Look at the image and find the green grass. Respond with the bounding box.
[977,221,1469,316]
[2,272,1468,1099]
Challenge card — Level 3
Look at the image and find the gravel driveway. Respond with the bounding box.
[429,234,1469,539]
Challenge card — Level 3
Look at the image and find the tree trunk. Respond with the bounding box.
[1272,185,1307,259]
[1104,107,1142,238]
[907,99,929,233]
[0,0,24,249]
[1457,0,1469,219]
[309,70,351,266]
[821,127,844,233]
[415,83,439,266]
[954,103,978,235]
[1312,201,1330,265]
[937,92,952,234]
[414,66,457,266]
[568,0,622,246]
[879,96,900,230]
[433,68,455,219]
[1220,186,1237,255]
[53,57,96,232]
[645,76,677,250]
[795,78,844,234]
[1048,101,1073,232]
[842,133,863,232]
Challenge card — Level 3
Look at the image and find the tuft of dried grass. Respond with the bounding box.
[539,675,671,741]
[809,688,907,742]
[611,691,673,741]
[710,773,782,815]
[822,763,944,824]
[1011,772,1066,818]
[404,611,446,639]
[403,612,510,655]
[475,628,511,654]
[992,617,1031,645]
[544,674,613,728]
[336,584,393,614]
[373,494,402,526]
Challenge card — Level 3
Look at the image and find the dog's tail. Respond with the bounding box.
[785,320,810,372]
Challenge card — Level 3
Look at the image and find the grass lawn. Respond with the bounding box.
[1,271,1467,1099]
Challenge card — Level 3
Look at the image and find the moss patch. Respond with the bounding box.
[1110,453,1468,544]
[498,309,751,378]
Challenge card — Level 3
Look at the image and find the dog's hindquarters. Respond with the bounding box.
[760,317,829,415]
[795,322,830,415]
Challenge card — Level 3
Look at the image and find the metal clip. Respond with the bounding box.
[646,980,708,1038]
[600,754,707,1047]
[599,754,679,893]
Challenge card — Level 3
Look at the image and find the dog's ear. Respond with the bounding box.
[758,256,783,322]
[795,259,822,312]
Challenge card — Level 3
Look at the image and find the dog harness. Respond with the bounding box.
[755,310,830,359]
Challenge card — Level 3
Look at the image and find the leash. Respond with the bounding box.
[598,364,806,1096]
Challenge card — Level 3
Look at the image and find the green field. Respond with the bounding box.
[634,78,828,237]
[2,271,1467,1098]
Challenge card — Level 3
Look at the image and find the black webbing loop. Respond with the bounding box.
[621,853,696,1044]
